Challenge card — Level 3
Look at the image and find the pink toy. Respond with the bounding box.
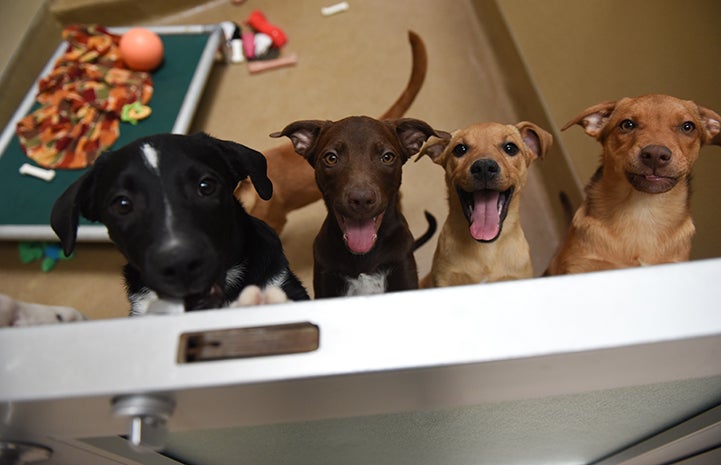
[247,53,297,74]
[246,10,287,48]
[242,29,255,60]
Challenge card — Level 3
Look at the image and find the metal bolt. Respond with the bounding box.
[112,394,175,452]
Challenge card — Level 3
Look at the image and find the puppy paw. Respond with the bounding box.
[263,286,291,304]
[231,285,289,307]
[15,305,87,327]
[0,294,87,327]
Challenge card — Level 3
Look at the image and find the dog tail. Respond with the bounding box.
[413,210,437,250]
[379,31,427,120]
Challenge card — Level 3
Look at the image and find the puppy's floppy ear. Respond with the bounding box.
[270,120,331,165]
[516,121,553,160]
[233,144,273,201]
[391,118,451,162]
[50,164,103,257]
[202,134,273,201]
[562,100,617,139]
[415,133,452,165]
[697,105,721,146]
[192,133,272,200]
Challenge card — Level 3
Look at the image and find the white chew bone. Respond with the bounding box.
[321,1,349,16]
[19,163,56,182]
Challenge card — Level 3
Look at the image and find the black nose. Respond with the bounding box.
[149,242,213,297]
[640,145,672,169]
[346,187,378,213]
[158,253,205,281]
[470,159,500,182]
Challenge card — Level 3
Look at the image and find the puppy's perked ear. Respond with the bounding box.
[414,133,452,165]
[391,118,451,161]
[516,121,553,160]
[697,105,721,146]
[203,134,273,201]
[562,100,617,139]
[50,167,102,257]
[270,120,331,164]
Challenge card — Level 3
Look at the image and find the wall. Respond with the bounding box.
[478,0,721,260]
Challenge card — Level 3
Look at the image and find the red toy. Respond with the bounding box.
[246,10,287,48]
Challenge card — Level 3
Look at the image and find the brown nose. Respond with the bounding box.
[346,187,377,213]
[640,145,671,169]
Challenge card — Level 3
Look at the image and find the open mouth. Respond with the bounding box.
[626,172,679,194]
[457,187,514,242]
[337,211,385,255]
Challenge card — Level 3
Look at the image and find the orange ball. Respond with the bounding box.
[119,28,164,72]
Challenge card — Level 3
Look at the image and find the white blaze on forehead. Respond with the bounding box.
[140,141,178,239]
[141,143,160,174]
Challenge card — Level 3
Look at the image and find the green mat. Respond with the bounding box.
[0,27,219,237]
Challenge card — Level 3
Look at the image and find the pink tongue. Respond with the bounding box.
[343,218,377,254]
[469,190,500,241]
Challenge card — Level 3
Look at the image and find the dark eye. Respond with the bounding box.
[502,142,519,156]
[198,177,217,196]
[381,152,396,164]
[620,119,636,131]
[323,152,338,166]
[110,195,133,215]
[452,144,467,157]
[681,121,696,133]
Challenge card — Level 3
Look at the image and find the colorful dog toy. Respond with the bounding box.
[19,242,74,272]
[121,102,152,125]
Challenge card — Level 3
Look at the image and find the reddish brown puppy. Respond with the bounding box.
[547,94,721,275]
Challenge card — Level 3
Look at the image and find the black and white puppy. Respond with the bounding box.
[51,132,309,315]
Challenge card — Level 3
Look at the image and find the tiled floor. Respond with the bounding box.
[0,0,560,317]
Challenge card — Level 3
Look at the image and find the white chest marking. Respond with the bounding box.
[345,271,388,296]
[225,264,247,289]
[265,269,289,289]
[129,288,183,316]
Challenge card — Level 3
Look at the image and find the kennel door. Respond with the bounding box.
[2,259,721,465]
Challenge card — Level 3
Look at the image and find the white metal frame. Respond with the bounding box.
[2,259,721,464]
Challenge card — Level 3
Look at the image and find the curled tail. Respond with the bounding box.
[413,210,437,250]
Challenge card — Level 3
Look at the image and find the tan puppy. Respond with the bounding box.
[417,121,552,287]
[546,94,721,275]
